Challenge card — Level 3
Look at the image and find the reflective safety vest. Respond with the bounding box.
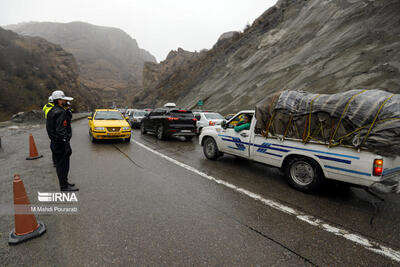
[42,102,54,119]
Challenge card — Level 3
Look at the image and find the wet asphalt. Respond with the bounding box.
[0,119,400,266]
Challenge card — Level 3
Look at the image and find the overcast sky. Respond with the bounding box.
[0,0,277,61]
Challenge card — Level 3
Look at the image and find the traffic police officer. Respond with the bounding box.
[46,90,78,191]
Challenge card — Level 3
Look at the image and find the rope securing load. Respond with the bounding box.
[255,89,400,157]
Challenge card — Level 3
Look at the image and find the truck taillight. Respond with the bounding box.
[192,118,197,121]
[373,159,383,176]
[167,117,179,121]
[209,121,215,126]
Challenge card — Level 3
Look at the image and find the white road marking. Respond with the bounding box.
[132,139,400,262]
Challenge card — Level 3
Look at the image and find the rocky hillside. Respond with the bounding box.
[133,48,205,105]
[6,21,156,106]
[0,27,94,121]
[137,0,400,113]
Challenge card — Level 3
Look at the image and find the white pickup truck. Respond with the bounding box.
[199,110,400,193]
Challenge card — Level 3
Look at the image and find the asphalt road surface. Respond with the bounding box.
[1,119,400,266]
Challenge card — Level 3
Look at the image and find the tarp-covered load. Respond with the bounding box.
[255,89,400,157]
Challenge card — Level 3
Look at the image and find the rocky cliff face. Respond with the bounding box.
[137,0,400,113]
[0,27,93,121]
[134,48,205,106]
[6,21,156,107]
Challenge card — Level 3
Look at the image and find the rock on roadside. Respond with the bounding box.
[10,110,44,123]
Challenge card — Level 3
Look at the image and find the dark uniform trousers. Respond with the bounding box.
[50,142,57,165]
[51,141,72,188]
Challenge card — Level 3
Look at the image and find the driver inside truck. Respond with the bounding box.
[234,114,252,132]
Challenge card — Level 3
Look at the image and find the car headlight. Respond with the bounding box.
[122,127,131,130]
[94,127,105,131]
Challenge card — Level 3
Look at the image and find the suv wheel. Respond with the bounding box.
[157,125,164,140]
[140,123,146,134]
[203,137,220,160]
[285,156,323,193]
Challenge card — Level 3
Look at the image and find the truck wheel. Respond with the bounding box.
[203,137,220,160]
[140,123,146,134]
[185,136,193,141]
[285,156,323,193]
[157,125,164,140]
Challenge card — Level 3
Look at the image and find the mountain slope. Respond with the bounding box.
[138,0,400,112]
[0,27,93,121]
[6,21,156,106]
[133,48,205,105]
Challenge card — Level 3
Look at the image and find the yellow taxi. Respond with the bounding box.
[88,109,131,142]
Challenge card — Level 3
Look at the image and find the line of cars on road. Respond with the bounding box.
[87,106,230,143]
[86,106,400,194]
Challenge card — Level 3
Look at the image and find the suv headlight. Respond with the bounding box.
[122,127,131,130]
[94,127,105,131]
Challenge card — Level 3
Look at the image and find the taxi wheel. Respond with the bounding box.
[141,123,146,135]
[203,137,219,160]
[157,125,164,140]
[124,136,131,143]
[89,131,97,143]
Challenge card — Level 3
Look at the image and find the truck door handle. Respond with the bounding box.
[240,133,248,137]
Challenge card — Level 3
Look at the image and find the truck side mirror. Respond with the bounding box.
[221,120,227,129]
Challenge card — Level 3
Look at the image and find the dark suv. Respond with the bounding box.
[140,108,197,140]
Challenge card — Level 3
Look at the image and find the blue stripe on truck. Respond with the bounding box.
[325,165,371,177]
[315,155,351,164]
[271,144,360,160]
[218,134,358,163]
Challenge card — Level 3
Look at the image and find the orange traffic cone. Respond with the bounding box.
[26,134,43,160]
[9,174,46,245]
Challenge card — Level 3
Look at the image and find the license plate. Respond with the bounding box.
[181,130,191,133]
[107,133,120,136]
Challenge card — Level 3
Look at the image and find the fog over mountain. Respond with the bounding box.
[6,21,156,107]
[0,27,101,120]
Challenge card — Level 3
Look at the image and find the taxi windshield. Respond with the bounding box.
[95,111,124,120]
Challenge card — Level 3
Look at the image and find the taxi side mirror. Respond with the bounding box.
[221,120,227,129]
[88,116,92,120]
[125,117,129,121]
